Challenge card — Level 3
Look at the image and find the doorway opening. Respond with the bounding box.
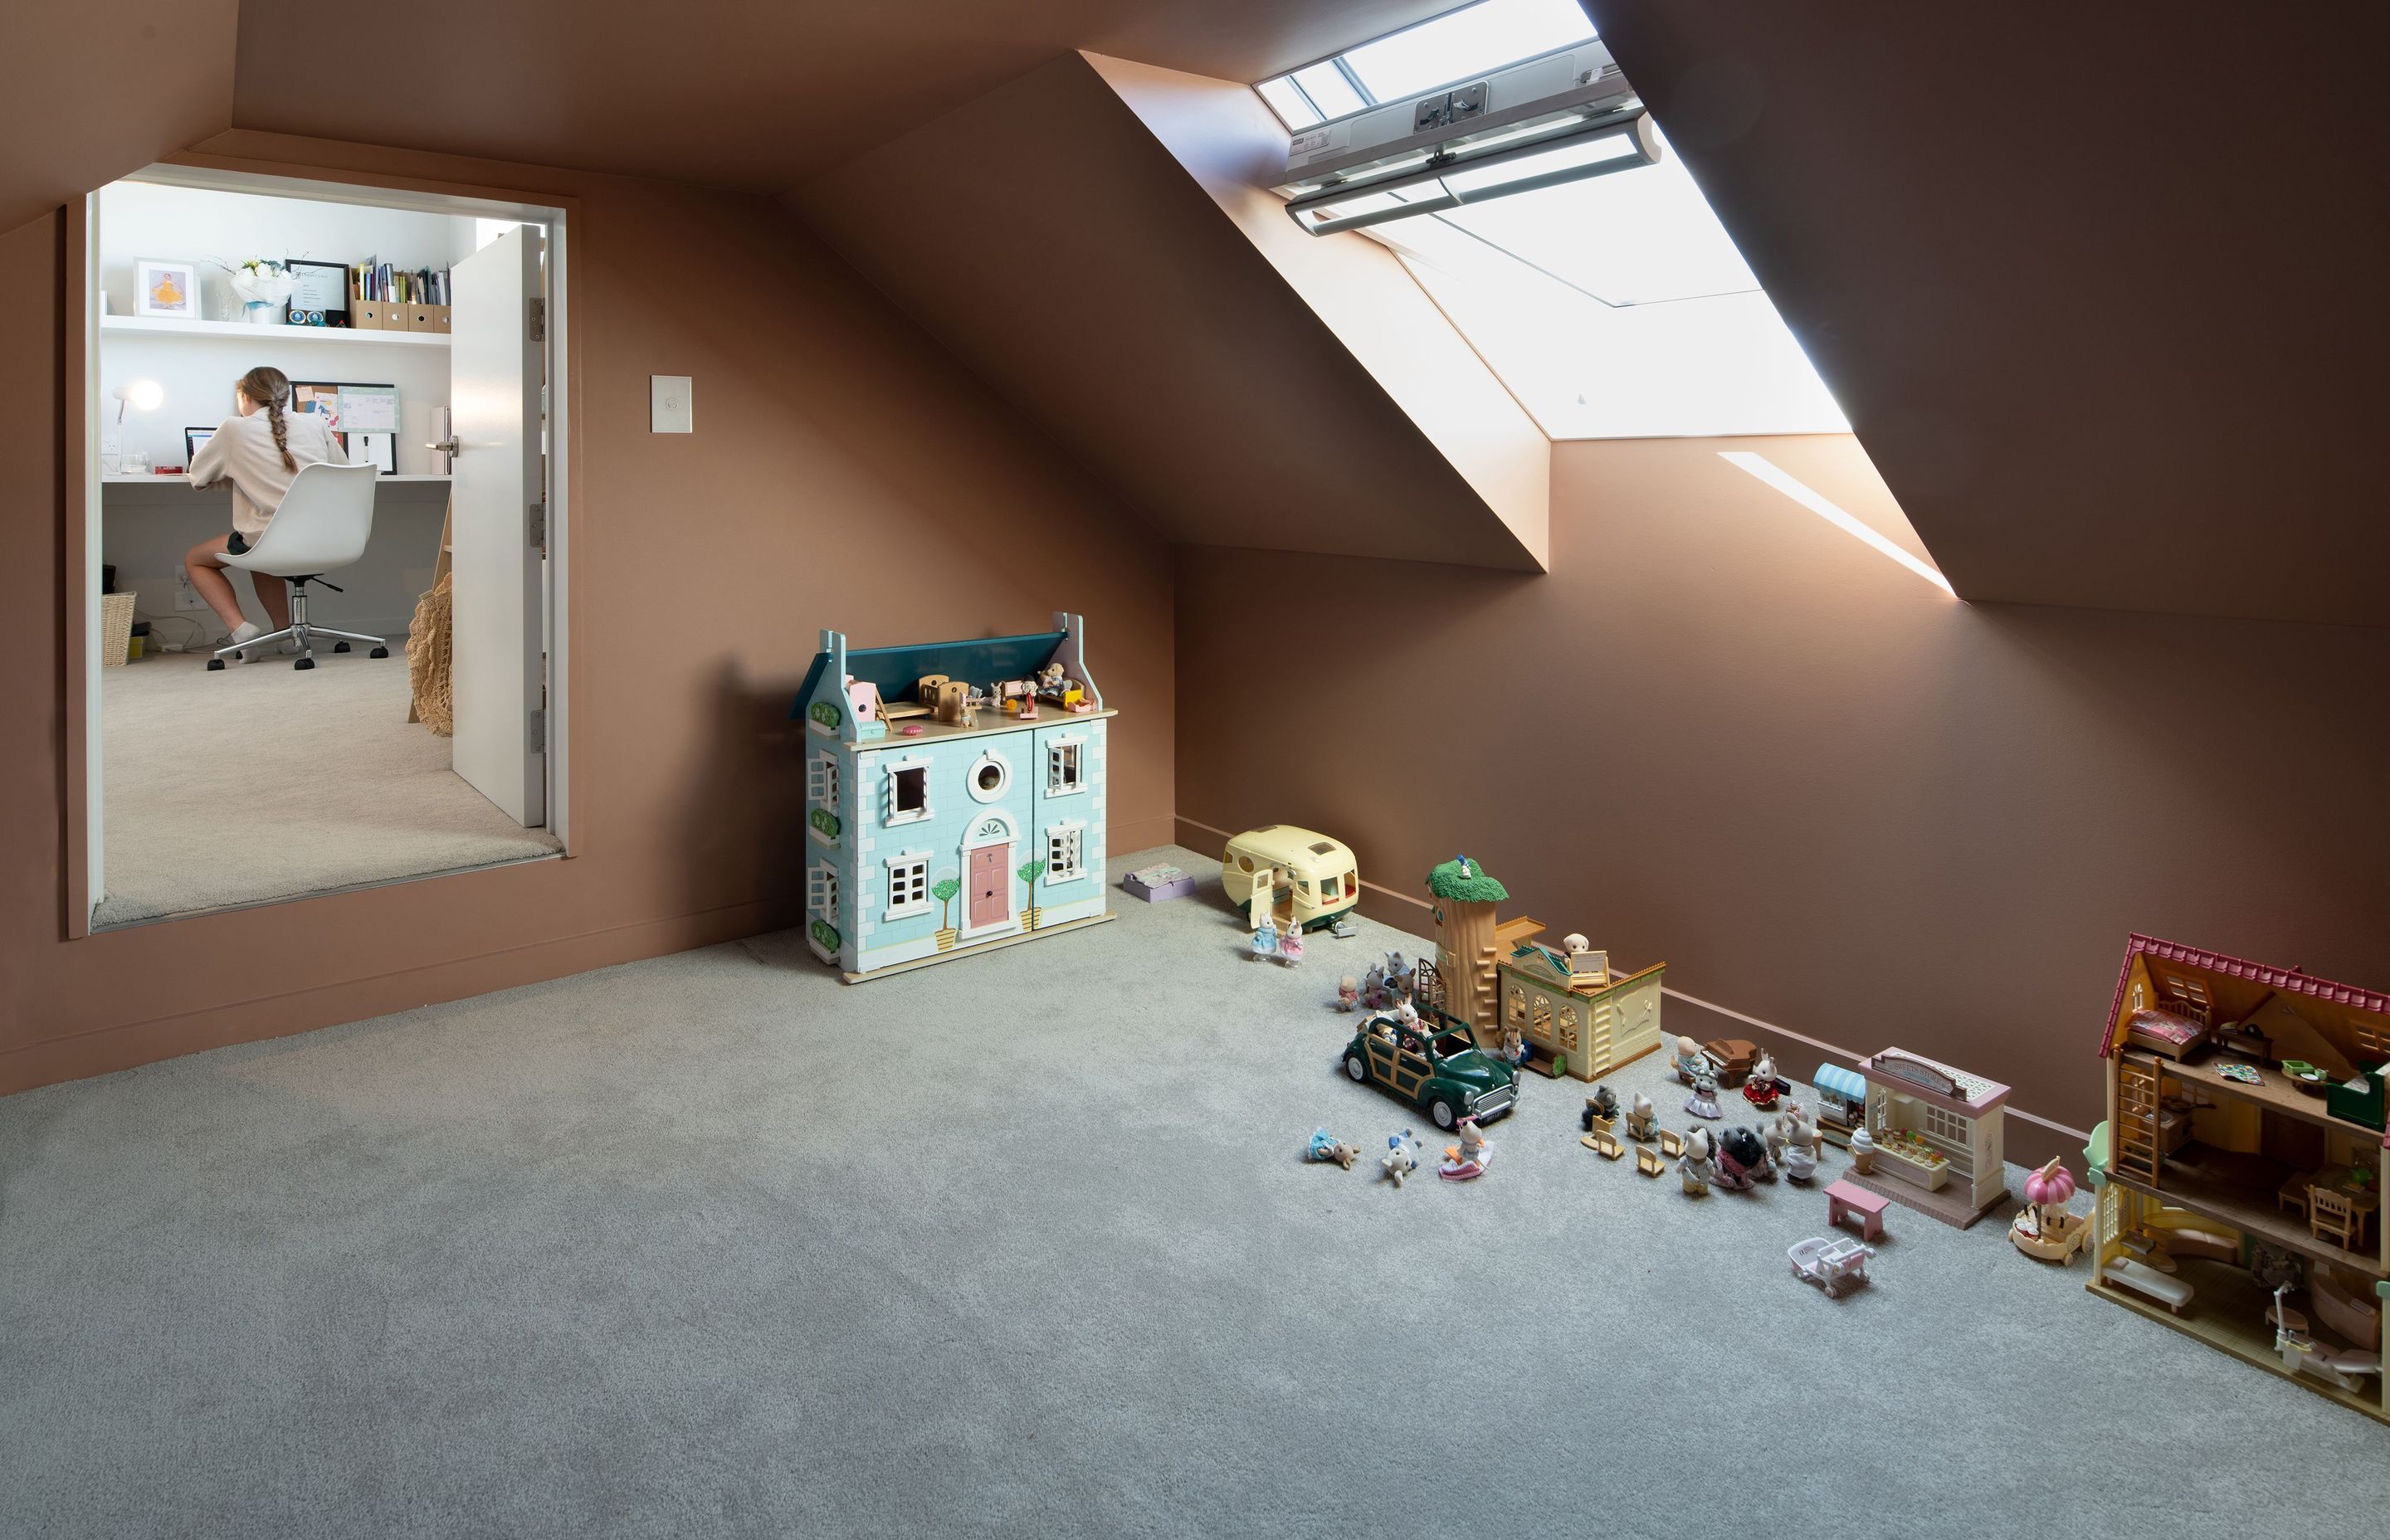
[80,167,572,928]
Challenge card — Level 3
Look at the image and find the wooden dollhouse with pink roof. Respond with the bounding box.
[2087,934,2390,1423]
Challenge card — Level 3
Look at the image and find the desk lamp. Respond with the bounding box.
[108,380,163,474]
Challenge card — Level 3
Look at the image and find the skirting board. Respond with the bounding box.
[841,911,1116,983]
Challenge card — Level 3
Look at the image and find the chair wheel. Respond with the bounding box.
[334,641,351,653]
[206,657,225,671]
[369,646,389,659]
[294,656,315,671]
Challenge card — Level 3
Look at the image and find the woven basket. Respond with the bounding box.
[407,572,453,735]
[100,592,137,667]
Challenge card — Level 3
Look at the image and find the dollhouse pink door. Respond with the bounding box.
[969,845,1010,928]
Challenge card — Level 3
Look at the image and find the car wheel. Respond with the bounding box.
[1429,1097,1458,1131]
[1344,1054,1368,1084]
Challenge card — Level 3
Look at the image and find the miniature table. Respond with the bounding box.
[2292,1165,2380,1250]
[1827,1179,1889,1241]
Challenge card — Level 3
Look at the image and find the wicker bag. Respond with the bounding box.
[100,592,137,667]
[406,572,453,735]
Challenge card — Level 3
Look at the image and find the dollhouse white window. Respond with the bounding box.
[884,759,931,825]
[1046,823,1085,882]
[884,854,931,919]
[807,864,839,919]
[1506,986,1526,1026]
[967,751,1012,804]
[807,753,841,808]
[1047,738,1086,795]
[1922,1105,1967,1146]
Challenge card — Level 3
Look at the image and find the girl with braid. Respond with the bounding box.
[185,365,343,660]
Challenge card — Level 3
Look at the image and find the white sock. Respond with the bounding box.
[227,621,262,646]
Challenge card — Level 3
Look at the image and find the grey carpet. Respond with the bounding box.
[95,650,561,926]
[4,845,2383,1538]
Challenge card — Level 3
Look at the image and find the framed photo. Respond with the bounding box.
[134,259,201,319]
[286,259,349,324]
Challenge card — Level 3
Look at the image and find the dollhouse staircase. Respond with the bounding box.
[2114,1054,2162,1185]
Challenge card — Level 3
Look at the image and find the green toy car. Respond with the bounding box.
[1341,1012,1518,1130]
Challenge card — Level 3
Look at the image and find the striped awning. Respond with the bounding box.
[1813,1063,1868,1103]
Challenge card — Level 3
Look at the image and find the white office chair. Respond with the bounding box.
[207,462,391,672]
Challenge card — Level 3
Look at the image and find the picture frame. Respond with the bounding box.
[285,259,349,324]
[134,258,202,319]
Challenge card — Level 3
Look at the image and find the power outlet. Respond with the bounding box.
[174,566,208,612]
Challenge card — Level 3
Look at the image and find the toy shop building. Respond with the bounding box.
[796,616,1113,981]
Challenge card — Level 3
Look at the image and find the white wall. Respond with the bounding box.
[96,180,475,646]
[98,180,472,476]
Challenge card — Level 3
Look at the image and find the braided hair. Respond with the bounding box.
[237,365,297,471]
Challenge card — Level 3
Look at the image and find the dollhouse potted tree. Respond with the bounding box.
[932,875,962,952]
[1018,859,1047,930]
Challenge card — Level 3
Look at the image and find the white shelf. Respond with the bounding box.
[100,314,451,348]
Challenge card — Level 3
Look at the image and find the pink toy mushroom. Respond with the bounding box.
[2023,1157,2075,1230]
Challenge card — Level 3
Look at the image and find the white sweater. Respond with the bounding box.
[189,409,342,538]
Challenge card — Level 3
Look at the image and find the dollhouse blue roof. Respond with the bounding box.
[789,629,1068,719]
[1813,1063,1868,1103]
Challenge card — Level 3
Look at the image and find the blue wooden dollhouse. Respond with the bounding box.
[792,612,1114,981]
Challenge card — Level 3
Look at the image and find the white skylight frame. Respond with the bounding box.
[1255,0,1603,130]
[1252,0,1851,441]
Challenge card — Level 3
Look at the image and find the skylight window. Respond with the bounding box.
[1252,0,1848,440]
[1256,0,1597,128]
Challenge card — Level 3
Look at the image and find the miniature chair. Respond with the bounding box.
[2310,1187,2360,1251]
[207,462,388,671]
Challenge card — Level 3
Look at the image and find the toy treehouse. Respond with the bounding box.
[2085,934,2390,1423]
[1421,855,1667,1080]
[1493,931,1666,1083]
[793,612,1113,982]
[1836,1048,2011,1228]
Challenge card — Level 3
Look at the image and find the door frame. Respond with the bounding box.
[958,812,1018,941]
[66,157,575,936]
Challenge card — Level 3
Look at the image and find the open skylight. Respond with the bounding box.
[1255,0,1848,440]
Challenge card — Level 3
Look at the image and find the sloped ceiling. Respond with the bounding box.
[1588,2,2390,628]
[801,52,1548,571]
[227,0,1462,191]
[0,1,238,235]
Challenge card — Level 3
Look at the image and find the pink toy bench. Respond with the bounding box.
[1827,1180,1888,1241]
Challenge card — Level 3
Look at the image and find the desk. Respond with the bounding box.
[102,475,449,644]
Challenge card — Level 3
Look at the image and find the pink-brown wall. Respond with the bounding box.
[1172,434,2390,1140]
[1,132,1173,1096]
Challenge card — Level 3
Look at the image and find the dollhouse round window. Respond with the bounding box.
[968,751,1011,803]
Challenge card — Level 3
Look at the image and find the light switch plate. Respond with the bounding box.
[651,375,693,434]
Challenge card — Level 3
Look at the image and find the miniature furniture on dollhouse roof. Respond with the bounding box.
[2088,934,2390,1424]
[791,612,1115,983]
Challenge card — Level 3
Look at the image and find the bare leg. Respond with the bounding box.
[251,571,291,631]
[183,534,247,631]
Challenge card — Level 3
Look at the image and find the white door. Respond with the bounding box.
[450,227,546,825]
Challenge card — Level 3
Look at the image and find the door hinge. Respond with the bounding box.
[529,708,547,753]
[528,500,546,548]
[527,296,546,343]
